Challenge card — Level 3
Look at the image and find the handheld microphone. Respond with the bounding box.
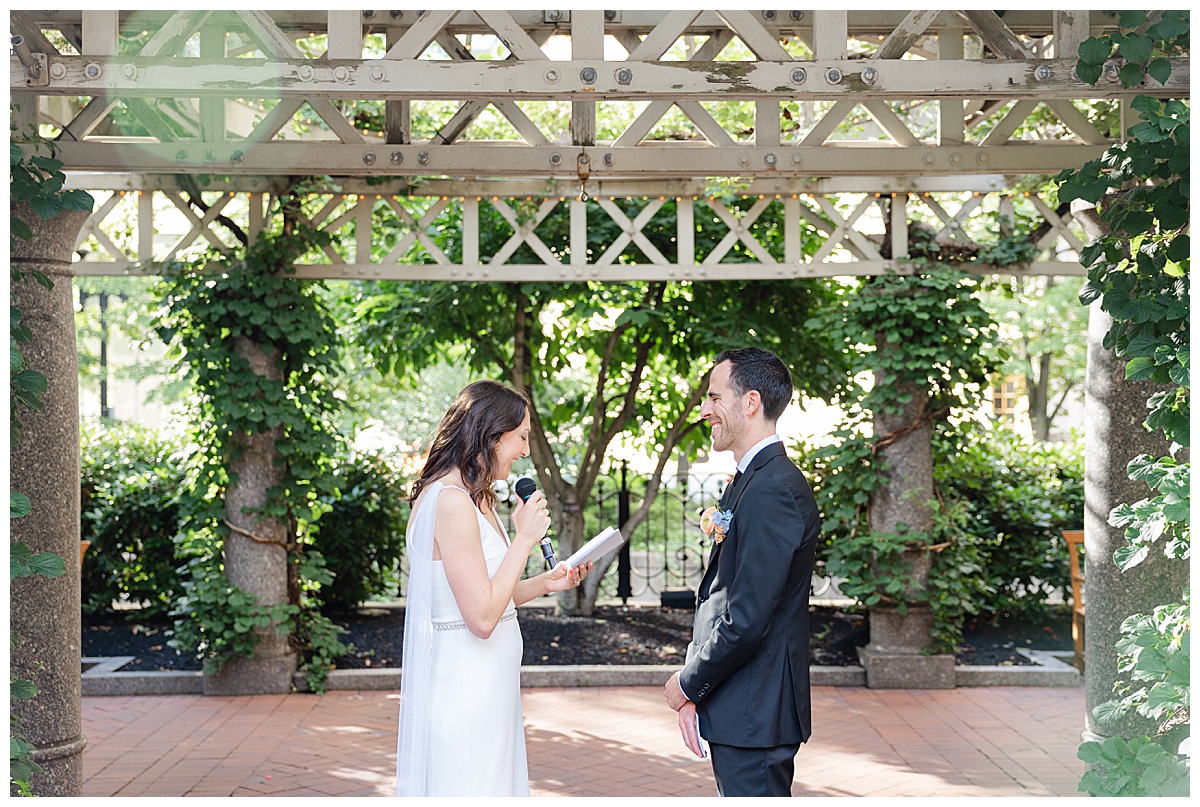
[514,477,556,570]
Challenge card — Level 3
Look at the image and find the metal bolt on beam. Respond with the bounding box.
[791,68,807,84]
[550,153,562,166]
[48,62,66,80]
[84,63,102,79]
[825,67,843,84]
[862,67,878,84]
[390,151,403,164]
[615,68,632,85]
[1035,65,1051,81]
[363,153,376,165]
[580,67,597,85]
[417,152,430,166]
[298,65,315,81]
[545,68,560,83]
[370,65,385,82]
[334,66,350,82]
[764,153,777,166]
[121,64,136,79]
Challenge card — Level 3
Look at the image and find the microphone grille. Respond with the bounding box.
[514,477,537,501]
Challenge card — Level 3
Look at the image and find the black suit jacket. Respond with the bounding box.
[679,441,819,748]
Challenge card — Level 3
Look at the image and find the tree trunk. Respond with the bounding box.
[202,336,297,694]
[551,503,595,615]
[9,203,91,796]
[1029,351,1053,441]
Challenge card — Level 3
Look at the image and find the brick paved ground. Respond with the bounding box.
[82,685,1086,797]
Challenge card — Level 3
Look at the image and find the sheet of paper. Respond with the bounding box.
[564,526,624,568]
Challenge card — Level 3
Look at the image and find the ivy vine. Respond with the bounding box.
[9,130,94,795]
[1055,9,1190,797]
[156,184,350,688]
[806,253,1000,653]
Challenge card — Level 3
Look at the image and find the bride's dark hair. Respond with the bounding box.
[410,380,530,511]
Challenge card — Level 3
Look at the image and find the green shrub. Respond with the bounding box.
[933,422,1083,623]
[80,421,189,617]
[308,450,410,612]
[804,420,1083,649]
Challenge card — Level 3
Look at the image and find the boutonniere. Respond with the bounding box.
[700,507,733,544]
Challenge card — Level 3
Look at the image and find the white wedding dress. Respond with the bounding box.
[396,481,530,797]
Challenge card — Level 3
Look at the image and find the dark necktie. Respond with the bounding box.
[721,470,742,507]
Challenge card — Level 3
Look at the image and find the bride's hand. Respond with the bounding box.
[544,560,594,592]
[511,490,551,548]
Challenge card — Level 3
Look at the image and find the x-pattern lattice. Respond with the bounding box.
[10,9,1188,183]
[70,182,1087,281]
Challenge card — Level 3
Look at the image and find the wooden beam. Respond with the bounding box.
[571,10,604,147]
[812,10,848,60]
[50,141,1110,178]
[872,10,943,60]
[22,56,1185,100]
[325,11,362,60]
[958,10,1035,60]
[81,10,118,56]
[1053,10,1090,60]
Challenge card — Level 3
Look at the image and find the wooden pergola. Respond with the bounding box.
[10,9,1186,280]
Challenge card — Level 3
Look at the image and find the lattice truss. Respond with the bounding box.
[69,177,1088,280]
[10,9,1187,279]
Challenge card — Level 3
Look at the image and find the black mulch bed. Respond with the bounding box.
[82,603,1074,673]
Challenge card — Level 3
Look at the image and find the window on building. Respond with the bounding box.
[992,376,1020,420]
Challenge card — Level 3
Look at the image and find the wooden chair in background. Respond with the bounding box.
[1062,530,1085,670]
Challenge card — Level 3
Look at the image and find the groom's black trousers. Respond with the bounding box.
[709,741,801,797]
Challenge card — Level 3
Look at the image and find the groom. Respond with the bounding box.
[664,347,820,797]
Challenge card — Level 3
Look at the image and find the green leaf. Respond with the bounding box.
[1113,544,1150,571]
[1146,59,1173,85]
[1092,699,1127,724]
[10,677,37,700]
[1075,61,1103,85]
[1078,37,1114,65]
[1124,357,1157,380]
[1115,33,1153,65]
[1116,11,1148,29]
[1119,63,1146,89]
[10,492,32,519]
[26,551,67,579]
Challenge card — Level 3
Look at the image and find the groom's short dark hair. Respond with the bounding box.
[714,347,793,422]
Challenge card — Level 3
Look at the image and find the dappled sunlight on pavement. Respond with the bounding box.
[82,685,1085,797]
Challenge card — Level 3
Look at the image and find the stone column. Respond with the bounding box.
[201,337,297,695]
[858,355,955,689]
[9,202,92,796]
[1082,305,1188,742]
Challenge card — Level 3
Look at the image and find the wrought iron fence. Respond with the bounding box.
[399,466,842,605]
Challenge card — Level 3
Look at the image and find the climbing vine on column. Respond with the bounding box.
[1056,9,1189,797]
[805,261,1000,653]
[156,184,349,691]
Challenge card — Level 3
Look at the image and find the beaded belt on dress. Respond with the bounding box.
[433,610,517,632]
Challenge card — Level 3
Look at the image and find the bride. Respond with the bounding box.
[395,380,592,796]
